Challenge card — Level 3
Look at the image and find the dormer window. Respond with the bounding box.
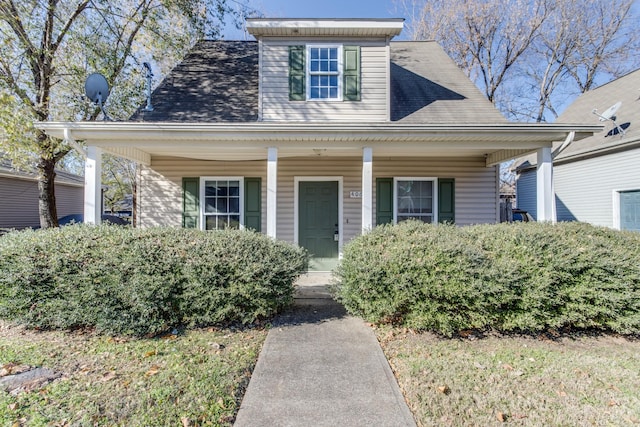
[308,45,342,100]
[289,45,360,102]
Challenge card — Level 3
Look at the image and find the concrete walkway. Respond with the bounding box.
[234,273,416,427]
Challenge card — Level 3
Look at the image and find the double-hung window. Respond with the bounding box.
[307,45,342,100]
[201,177,243,230]
[394,178,437,223]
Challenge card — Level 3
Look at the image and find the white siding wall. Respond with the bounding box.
[140,156,498,241]
[0,177,83,229]
[553,149,640,227]
[261,39,388,122]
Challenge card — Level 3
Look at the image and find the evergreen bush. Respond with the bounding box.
[0,226,307,336]
[333,221,640,336]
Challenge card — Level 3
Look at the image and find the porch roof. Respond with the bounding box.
[37,121,602,166]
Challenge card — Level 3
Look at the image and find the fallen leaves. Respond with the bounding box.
[0,363,31,377]
[145,364,161,377]
[437,385,451,395]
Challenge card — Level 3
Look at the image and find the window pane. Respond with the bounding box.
[229,197,239,213]
[330,48,337,60]
[229,181,240,196]
[229,215,240,229]
[217,198,227,213]
[329,60,338,72]
[205,198,217,213]
[205,216,217,230]
[330,75,338,86]
[205,185,216,197]
[311,60,319,72]
[320,48,328,59]
[320,75,328,86]
[310,75,319,86]
[329,87,338,98]
[311,87,320,98]
[320,88,328,98]
[311,48,319,60]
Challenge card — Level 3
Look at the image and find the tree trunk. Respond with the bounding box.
[37,157,59,228]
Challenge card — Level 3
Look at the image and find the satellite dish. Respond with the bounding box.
[594,101,621,121]
[84,73,111,121]
[592,101,625,136]
[85,73,110,104]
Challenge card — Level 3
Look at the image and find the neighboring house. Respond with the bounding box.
[0,161,84,229]
[515,69,640,231]
[36,18,598,269]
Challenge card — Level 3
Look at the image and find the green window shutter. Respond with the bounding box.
[376,178,394,226]
[182,177,199,229]
[438,178,455,224]
[343,46,361,101]
[244,177,262,232]
[289,46,305,101]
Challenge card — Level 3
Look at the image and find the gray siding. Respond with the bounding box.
[553,149,640,228]
[140,156,499,242]
[515,169,537,219]
[0,176,83,229]
[260,40,388,122]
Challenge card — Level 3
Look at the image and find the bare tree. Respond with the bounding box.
[0,0,242,228]
[398,0,551,105]
[396,0,639,122]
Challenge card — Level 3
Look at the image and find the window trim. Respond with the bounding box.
[306,44,343,101]
[199,176,245,231]
[393,177,438,224]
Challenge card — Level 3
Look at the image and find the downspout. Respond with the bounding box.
[63,128,87,158]
[552,131,575,159]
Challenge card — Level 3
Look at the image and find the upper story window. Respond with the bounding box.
[308,45,342,100]
[289,45,360,102]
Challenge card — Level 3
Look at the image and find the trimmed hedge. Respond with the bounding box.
[333,221,640,336]
[0,226,308,336]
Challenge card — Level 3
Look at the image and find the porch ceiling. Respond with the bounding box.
[37,122,602,166]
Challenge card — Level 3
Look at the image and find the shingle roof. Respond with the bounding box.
[390,41,507,123]
[515,68,640,170]
[129,40,259,122]
[130,39,505,124]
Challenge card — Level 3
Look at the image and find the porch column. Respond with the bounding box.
[362,147,373,232]
[267,147,278,238]
[84,146,102,224]
[536,146,554,222]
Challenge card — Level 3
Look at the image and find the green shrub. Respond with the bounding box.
[333,221,640,336]
[0,226,308,336]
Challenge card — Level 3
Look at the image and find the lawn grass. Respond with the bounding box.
[376,326,640,426]
[0,321,267,426]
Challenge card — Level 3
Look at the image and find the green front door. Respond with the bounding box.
[299,181,339,271]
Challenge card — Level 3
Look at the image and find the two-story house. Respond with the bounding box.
[37,18,599,270]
